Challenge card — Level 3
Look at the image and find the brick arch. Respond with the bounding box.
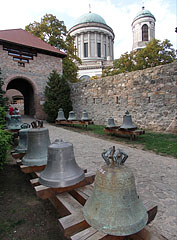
[3,75,38,94]
[3,75,39,116]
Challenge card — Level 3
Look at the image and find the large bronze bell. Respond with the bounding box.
[83,146,148,236]
[56,108,66,121]
[120,111,136,129]
[8,114,22,130]
[39,139,85,187]
[68,111,76,121]
[22,127,50,166]
[106,117,116,128]
[81,110,89,121]
[15,123,30,153]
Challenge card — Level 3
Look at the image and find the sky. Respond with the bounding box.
[0,0,176,58]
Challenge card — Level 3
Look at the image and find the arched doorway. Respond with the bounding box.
[6,77,36,116]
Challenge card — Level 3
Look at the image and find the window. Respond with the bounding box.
[97,43,101,57]
[142,24,148,41]
[84,43,88,57]
[3,43,37,67]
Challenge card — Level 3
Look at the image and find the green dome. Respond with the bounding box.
[74,12,107,26]
[133,7,155,22]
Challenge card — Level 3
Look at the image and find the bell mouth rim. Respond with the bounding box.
[39,172,85,188]
[83,210,148,236]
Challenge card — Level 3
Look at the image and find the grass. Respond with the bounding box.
[62,124,177,158]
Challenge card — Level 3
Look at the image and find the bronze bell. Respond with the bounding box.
[22,128,50,166]
[8,114,22,130]
[106,117,116,128]
[81,110,89,121]
[120,111,136,129]
[39,139,85,188]
[68,111,76,121]
[83,146,148,236]
[56,108,66,121]
[15,123,30,153]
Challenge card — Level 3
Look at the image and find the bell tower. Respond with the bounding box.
[132,6,156,50]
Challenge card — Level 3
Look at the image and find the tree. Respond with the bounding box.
[102,38,176,76]
[25,14,81,82]
[44,70,72,123]
[113,51,136,73]
[135,39,176,70]
[0,68,8,110]
[0,69,12,170]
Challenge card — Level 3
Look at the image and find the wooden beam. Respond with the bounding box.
[35,172,95,200]
[20,164,46,173]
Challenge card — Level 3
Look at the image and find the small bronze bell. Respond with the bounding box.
[39,139,85,187]
[22,127,50,166]
[15,123,30,153]
[81,110,89,121]
[106,117,116,128]
[8,114,22,130]
[56,108,66,121]
[120,111,136,129]
[83,146,148,236]
[68,111,76,121]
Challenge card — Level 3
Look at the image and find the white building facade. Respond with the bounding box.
[132,7,156,51]
[69,12,115,79]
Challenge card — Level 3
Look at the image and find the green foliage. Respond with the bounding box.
[0,106,7,128]
[0,68,8,110]
[44,70,72,122]
[25,14,81,83]
[0,129,12,170]
[102,38,176,76]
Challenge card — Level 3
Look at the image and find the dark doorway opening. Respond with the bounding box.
[6,78,35,116]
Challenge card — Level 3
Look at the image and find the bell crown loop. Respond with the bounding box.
[102,146,128,167]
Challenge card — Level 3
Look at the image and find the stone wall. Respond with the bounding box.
[70,61,177,131]
[0,44,62,119]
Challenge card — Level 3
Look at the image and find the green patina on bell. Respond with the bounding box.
[83,147,148,236]
[8,114,22,130]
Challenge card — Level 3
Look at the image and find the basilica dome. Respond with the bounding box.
[73,12,107,26]
[133,7,155,23]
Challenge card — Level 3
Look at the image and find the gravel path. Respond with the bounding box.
[23,116,177,240]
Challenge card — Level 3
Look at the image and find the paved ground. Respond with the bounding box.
[23,116,177,240]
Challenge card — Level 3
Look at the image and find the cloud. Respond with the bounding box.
[0,0,176,58]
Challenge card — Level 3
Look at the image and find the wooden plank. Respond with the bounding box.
[35,172,95,199]
[57,193,90,237]
[56,120,93,125]
[11,152,25,159]
[71,227,101,240]
[49,196,71,217]
[30,178,40,186]
[20,164,46,173]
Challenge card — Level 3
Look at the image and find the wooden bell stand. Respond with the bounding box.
[55,119,94,126]
[12,154,165,240]
[104,127,145,140]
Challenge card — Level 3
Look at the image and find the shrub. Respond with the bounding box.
[0,106,7,128]
[44,70,72,122]
[0,129,12,170]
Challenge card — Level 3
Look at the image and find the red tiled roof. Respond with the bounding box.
[0,28,66,57]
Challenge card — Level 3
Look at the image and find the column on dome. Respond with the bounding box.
[106,35,109,59]
[94,32,97,57]
[112,39,114,60]
[88,32,91,57]
[109,37,112,59]
[75,34,78,57]
[81,33,84,58]
[101,33,104,58]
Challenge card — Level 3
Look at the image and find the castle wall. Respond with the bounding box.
[70,61,177,131]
